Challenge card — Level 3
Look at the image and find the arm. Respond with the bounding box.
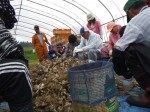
[115,23,143,51]
[82,35,102,51]
[43,33,50,45]
[32,35,35,49]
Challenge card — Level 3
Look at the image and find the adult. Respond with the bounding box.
[113,0,150,108]
[86,13,103,38]
[73,26,103,63]
[0,0,33,111]
[101,22,121,58]
[32,25,50,64]
[65,34,80,57]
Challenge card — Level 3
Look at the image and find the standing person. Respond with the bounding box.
[101,22,122,58]
[73,26,103,63]
[113,0,150,108]
[65,34,80,57]
[32,25,50,64]
[86,13,103,38]
[0,0,33,111]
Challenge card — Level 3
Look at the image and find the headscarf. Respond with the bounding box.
[0,0,17,29]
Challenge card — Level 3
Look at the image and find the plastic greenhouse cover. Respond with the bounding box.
[10,0,128,42]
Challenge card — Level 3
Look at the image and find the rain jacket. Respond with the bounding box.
[32,32,49,62]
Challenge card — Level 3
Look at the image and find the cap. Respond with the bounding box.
[49,45,54,50]
[80,26,89,35]
[124,0,146,13]
[87,13,95,21]
[57,42,63,48]
[107,22,117,32]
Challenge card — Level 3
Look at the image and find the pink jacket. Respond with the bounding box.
[101,25,122,57]
[87,21,101,35]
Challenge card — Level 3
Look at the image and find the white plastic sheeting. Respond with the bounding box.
[10,0,128,42]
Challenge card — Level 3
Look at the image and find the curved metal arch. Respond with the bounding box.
[111,0,126,23]
[15,24,53,32]
[16,6,78,33]
[15,25,52,37]
[26,0,82,27]
[15,8,77,34]
[72,0,102,22]
[97,0,115,22]
[16,15,57,30]
[42,0,86,24]
[17,20,53,32]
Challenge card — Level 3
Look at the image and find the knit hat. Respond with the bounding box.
[124,0,146,13]
[0,0,17,29]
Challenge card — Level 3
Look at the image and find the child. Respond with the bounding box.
[48,45,58,60]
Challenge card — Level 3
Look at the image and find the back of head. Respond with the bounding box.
[34,25,39,29]
[68,34,77,44]
[124,0,146,13]
[0,0,17,29]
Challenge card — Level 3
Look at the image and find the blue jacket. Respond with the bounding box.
[48,51,58,60]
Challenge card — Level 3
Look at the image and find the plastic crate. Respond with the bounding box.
[68,61,117,106]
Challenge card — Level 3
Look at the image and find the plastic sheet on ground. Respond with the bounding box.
[118,87,150,112]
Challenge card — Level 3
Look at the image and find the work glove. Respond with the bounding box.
[109,50,112,56]
[74,48,83,53]
[32,49,35,54]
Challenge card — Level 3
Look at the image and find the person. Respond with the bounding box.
[65,34,80,57]
[48,45,58,60]
[101,22,122,58]
[57,42,66,57]
[119,25,126,37]
[112,0,150,108]
[86,13,103,38]
[73,26,103,63]
[0,0,33,111]
[32,25,50,64]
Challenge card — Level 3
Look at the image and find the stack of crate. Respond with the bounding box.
[51,29,71,49]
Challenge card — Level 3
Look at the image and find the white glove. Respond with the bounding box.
[32,49,35,54]
[74,48,83,53]
[109,50,112,56]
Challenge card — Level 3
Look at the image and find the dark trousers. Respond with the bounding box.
[113,44,150,90]
[0,59,33,112]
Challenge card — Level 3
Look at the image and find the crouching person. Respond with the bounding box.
[48,45,58,60]
[113,0,150,108]
[73,27,103,63]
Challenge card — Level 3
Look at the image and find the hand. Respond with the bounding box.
[32,49,35,54]
[74,48,83,53]
[109,50,112,56]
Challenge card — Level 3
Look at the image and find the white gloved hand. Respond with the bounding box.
[32,49,35,54]
[109,50,112,56]
[74,48,83,53]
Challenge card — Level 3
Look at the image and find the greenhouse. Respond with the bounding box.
[0,0,150,112]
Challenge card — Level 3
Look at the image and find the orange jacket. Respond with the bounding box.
[32,32,49,50]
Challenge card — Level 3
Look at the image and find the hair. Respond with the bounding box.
[34,25,39,29]
[88,18,96,25]
[130,1,146,10]
[119,25,126,37]
[68,34,77,44]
